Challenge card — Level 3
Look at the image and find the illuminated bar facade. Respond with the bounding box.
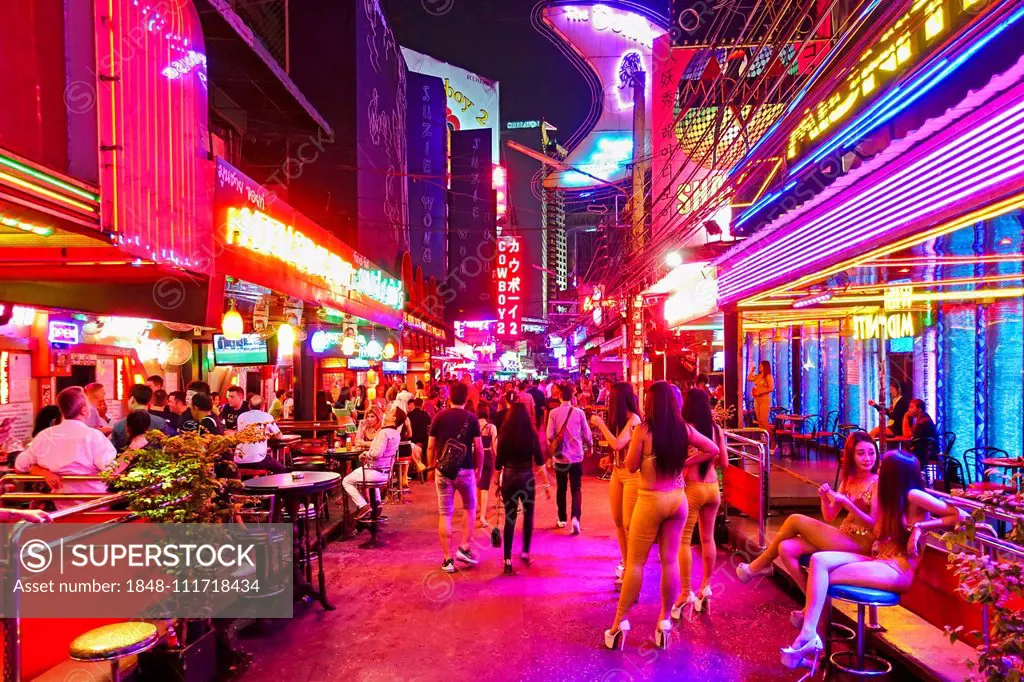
[718,0,1024,455]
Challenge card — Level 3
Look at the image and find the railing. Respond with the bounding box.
[724,429,771,549]
[0,474,111,504]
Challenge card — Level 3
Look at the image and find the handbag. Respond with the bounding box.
[548,408,577,460]
[436,413,471,480]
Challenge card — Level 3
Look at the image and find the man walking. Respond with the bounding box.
[546,383,592,535]
[428,382,484,573]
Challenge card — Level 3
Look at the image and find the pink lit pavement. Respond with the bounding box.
[239,478,804,682]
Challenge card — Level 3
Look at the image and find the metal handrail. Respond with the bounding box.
[930,489,1024,526]
[725,428,771,549]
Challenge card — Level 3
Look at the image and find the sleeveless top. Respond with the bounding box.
[838,479,876,539]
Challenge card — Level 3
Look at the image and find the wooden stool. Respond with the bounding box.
[69,622,159,682]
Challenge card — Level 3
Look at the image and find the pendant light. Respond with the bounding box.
[277,321,296,348]
[222,299,244,340]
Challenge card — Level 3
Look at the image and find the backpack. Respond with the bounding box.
[436,413,472,480]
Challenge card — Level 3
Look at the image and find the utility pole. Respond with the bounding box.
[622,53,647,399]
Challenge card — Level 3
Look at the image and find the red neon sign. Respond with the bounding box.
[495,236,523,339]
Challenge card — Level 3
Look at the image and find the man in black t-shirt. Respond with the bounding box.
[904,398,938,466]
[220,386,249,432]
[178,393,222,436]
[428,382,484,574]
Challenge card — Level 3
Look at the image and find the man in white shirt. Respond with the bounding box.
[546,383,593,535]
[234,396,285,473]
[16,386,117,509]
[394,385,414,414]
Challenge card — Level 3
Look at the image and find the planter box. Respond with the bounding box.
[137,626,216,682]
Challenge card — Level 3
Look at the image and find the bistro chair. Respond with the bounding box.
[771,407,794,455]
[354,457,397,548]
[910,437,941,486]
[939,431,957,458]
[814,411,839,452]
[792,415,820,457]
[394,441,414,502]
[962,447,1013,491]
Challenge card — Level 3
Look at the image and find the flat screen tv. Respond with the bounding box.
[212,334,271,366]
[713,351,725,372]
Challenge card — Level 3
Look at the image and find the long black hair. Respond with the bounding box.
[32,405,62,437]
[682,388,717,477]
[608,382,639,437]
[877,451,924,544]
[645,381,688,480]
[497,402,541,465]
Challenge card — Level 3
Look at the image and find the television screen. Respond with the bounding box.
[347,358,371,370]
[713,351,725,372]
[382,359,408,374]
[212,334,270,366]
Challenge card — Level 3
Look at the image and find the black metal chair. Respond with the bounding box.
[815,410,839,451]
[910,436,941,486]
[939,431,957,457]
[962,447,1012,491]
[792,415,820,458]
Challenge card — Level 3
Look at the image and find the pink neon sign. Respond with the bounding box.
[718,82,1024,304]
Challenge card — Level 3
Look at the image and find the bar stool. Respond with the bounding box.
[826,584,897,677]
[355,464,392,548]
[69,622,159,682]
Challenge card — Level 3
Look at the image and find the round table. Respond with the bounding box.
[244,472,341,610]
[982,457,1024,491]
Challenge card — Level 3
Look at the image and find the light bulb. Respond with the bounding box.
[277,322,295,347]
[221,300,244,340]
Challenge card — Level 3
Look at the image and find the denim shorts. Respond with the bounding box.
[436,469,477,515]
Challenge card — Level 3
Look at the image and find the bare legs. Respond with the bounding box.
[748,514,866,573]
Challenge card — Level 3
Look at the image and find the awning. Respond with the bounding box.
[717,51,1024,305]
[194,0,332,136]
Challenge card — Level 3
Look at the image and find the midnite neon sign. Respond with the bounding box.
[851,286,918,341]
[788,0,977,162]
[226,207,403,310]
[564,4,661,48]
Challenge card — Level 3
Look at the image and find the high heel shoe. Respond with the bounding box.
[694,585,713,614]
[603,620,630,651]
[780,635,823,671]
[736,562,772,583]
[670,592,699,621]
[654,619,672,650]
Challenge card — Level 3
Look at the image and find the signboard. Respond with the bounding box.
[850,285,918,342]
[506,120,540,130]
[401,47,501,160]
[382,358,408,374]
[447,130,497,321]
[212,334,270,366]
[787,0,982,167]
[48,321,80,345]
[216,159,404,313]
[348,358,371,370]
[495,236,524,339]
[357,0,409,258]
[406,72,449,281]
[539,3,666,190]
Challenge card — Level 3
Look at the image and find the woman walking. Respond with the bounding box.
[495,402,551,575]
[590,382,642,587]
[477,403,499,528]
[672,389,729,620]
[748,360,774,431]
[603,381,720,651]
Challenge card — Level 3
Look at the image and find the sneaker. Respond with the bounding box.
[615,563,625,578]
[556,520,567,529]
[456,546,480,565]
[440,558,456,574]
[571,518,581,535]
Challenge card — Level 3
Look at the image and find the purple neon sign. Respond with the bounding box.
[718,85,1024,304]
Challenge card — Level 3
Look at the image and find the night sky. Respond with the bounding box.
[383,0,669,135]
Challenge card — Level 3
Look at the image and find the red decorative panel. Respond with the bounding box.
[95,0,213,273]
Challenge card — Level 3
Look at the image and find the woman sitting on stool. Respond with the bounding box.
[779,451,964,673]
[343,407,405,519]
[737,432,880,595]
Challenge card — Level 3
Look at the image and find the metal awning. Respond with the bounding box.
[194,0,332,136]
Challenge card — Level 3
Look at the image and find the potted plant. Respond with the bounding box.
[104,426,266,681]
[942,482,1024,681]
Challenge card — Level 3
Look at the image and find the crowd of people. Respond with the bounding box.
[1,369,966,672]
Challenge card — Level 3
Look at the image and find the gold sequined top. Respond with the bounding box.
[838,480,876,539]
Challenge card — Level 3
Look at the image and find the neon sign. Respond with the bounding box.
[225,206,403,310]
[850,286,918,341]
[161,50,206,79]
[562,132,634,187]
[788,0,976,162]
[495,236,523,339]
[564,4,661,48]
[506,120,541,129]
[48,321,80,345]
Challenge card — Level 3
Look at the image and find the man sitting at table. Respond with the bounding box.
[869,379,909,438]
[343,407,405,519]
[235,396,286,474]
[904,399,938,464]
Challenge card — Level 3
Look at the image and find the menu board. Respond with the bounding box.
[7,352,30,403]
[0,401,35,451]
